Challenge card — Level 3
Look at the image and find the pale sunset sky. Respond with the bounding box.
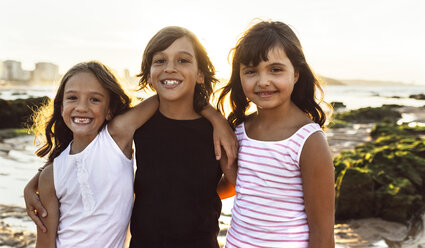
[0,0,424,84]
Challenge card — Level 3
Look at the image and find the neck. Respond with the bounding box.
[255,102,293,125]
[158,99,200,120]
[70,136,94,154]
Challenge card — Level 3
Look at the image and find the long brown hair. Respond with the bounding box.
[217,20,330,128]
[137,26,218,113]
[33,61,131,163]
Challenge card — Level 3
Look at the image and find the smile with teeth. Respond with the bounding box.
[73,117,92,124]
[161,80,181,86]
[256,91,276,97]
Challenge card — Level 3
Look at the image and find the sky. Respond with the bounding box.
[0,0,424,84]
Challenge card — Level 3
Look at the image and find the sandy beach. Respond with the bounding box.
[1,105,425,248]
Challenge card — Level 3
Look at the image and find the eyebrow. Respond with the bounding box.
[154,50,194,58]
[64,90,106,97]
[269,62,287,67]
[241,62,288,68]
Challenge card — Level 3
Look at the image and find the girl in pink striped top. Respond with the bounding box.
[217,20,335,248]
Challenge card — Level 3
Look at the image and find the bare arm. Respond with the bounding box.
[217,147,237,199]
[200,104,238,168]
[24,170,46,232]
[35,164,59,248]
[108,95,159,157]
[300,132,335,248]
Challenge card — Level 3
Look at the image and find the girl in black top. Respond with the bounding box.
[130,26,237,247]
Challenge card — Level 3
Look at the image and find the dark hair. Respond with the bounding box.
[33,61,131,163]
[217,20,329,128]
[137,26,218,113]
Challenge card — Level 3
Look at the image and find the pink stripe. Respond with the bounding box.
[238,184,304,200]
[227,231,270,248]
[288,139,301,147]
[235,201,304,219]
[274,143,298,155]
[296,133,305,139]
[238,178,303,192]
[231,218,309,235]
[235,189,304,204]
[239,152,298,170]
[235,132,243,136]
[239,150,298,168]
[240,143,295,159]
[238,172,303,186]
[233,204,308,226]
[237,197,304,213]
[229,221,309,243]
[239,160,301,178]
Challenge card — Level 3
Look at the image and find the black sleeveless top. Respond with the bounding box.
[130,111,222,248]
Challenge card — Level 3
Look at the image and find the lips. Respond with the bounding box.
[160,79,182,88]
[72,117,92,124]
[256,91,277,97]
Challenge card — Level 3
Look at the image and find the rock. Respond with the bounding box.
[410,94,425,100]
[334,123,425,223]
[332,105,402,124]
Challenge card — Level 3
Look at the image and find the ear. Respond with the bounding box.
[147,75,154,88]
[294,70,300,84]
[196,71,204,85]
[106,109,112,121]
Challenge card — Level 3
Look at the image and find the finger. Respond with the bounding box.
[222,145,234,168]
[214,139,221,160]
[27,208,47,232]
[33,195,48,218]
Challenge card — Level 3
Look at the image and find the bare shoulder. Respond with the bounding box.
[300,130,333,168]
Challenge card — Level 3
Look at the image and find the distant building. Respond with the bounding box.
[1,60,31,81]
[0,60,3,80]
[32,62,59,85]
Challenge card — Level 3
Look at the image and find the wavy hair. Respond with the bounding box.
[137,26,218,113]
[217,20,330,128]
[32,61,131,163]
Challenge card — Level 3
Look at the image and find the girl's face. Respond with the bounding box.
[240,46,299,111]
[61,72,111,142]
[148,36,204,104]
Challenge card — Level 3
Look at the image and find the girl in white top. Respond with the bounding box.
[32,61,237,247]
[33,61,159,248]
[217,21,335,247]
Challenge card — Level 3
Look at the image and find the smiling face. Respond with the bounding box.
[240,46,299,111]
[147,36,204,106]
[61,72,111,143]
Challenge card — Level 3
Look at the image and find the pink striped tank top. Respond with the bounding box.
[225,122,323,248]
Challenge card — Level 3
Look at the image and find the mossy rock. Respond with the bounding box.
[409,94,425,100]
[327,119,351,129]
[333,105,402,124]
[0,97,49,129]
[375,179,423,222]
[335,167,375,219]
[330,101,346,109]
[334,123,425,223]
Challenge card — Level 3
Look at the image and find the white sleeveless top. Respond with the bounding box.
[53,125,134,248]
[226,123,323,248]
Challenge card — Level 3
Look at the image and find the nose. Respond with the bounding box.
[164,61,177,73]
[257,73,271,88]
[75,99,88,112]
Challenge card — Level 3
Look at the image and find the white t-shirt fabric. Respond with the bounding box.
[53,125,134,248]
